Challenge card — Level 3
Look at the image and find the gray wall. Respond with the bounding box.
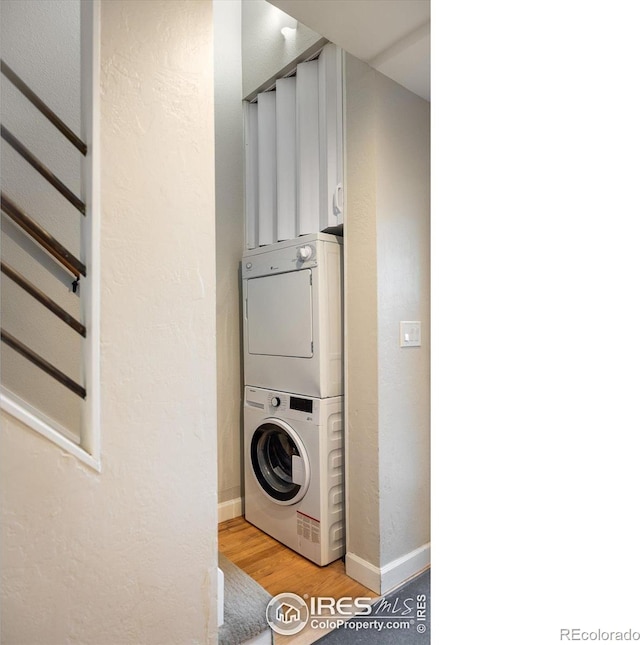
[376,74,430,568]
[344,53,430,589]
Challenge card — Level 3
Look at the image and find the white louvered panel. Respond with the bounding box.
[319,44,344,232]
[258,91,277,246]
[276,77,296,241]
[244,101,259,250]
[296,60,320,236]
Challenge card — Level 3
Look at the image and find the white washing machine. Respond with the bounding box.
[242,232,343,399]
[243,386,345,566]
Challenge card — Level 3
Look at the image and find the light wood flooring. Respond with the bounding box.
[218,517,378,644]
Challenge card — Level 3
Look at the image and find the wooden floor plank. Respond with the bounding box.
[218,517,378,644]
[219,516,375,600]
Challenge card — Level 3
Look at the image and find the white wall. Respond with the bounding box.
[214,0,244,509]
[0,1,218,642]
[268,0,430,101]
[242,0,323,98]
[344,54,430,593]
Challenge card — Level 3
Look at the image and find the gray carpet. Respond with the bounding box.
[218,553,272,645]
[317,569,430,644]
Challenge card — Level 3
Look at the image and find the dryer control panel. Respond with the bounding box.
[243,243,317,278]
[241,232,341,279]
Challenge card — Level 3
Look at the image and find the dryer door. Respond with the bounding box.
[250,418,310,505]
[246,269,313,358]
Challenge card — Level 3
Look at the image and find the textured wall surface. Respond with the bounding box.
[214,0,244,506]
[0,1,218,643]
[376,75,430,567]
[344,54,430,577]
[242,0,323,98]
[343,57,381,566]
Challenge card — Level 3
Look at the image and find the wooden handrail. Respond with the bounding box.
[1,125,86,215]
[1,262,86,337]
[0,59,87,156]
[1,192,86,278]
[1,329,86,399]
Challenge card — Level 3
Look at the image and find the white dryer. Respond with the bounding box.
[242,232,343,399]
[243,386,345,566]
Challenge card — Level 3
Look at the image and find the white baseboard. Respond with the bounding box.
[346,543,430,596]
[380,543,430,595]
[345,552,382,594]
[218,497,243,523]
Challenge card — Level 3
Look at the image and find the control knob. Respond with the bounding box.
[297,245,313,261]
[271,396,281,408]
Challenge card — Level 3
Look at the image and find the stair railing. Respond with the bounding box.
[1,59,88,400]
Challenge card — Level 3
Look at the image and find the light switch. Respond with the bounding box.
[400,321,421,347]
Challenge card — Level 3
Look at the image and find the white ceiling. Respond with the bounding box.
[268,0,430,101]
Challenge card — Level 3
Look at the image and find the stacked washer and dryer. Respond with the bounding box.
[242,232,344,566]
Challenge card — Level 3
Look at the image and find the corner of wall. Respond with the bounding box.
[241,0,324,98]
[346,543,430,596]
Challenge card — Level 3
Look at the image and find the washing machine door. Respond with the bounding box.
[250,418,310,505]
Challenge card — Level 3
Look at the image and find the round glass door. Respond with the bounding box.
[250,419,309,505]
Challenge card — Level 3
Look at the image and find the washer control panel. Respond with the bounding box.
[246,387,317,423]
[289,395,313,414]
